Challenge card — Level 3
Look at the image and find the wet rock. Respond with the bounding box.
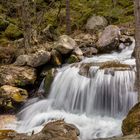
[79,63,91,77]
[8,120,79,140]
[100,134,140,140]
[0,115,16,129]
[73,47,83,56]
[80,46,98,57]
[51,50,62,66]
[44,68,57,94]
[41,120,79,137]
[54,35,77,54]
[67,55,80,64]
[99,61,131,70]
[0,85,28,103]
[85,15,108,32]
[119,35,133,46]
[14,50,51,67]
[122,102,140,136]
[97,25,120,52]
[0,65,36,86]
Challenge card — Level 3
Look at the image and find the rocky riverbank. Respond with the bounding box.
[0,10,138,140]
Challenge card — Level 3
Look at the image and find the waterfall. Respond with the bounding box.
[14,38,138,140]
[49,67,136,117]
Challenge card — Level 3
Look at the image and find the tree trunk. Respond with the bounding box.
[66,0,71,35]
[20,0,32,48]
[134,0,140,101]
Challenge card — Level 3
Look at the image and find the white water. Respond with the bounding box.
[14,38,137,140]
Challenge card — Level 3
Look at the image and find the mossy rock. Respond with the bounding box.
[0,38,9,46]
[0,19,9,31]
[99,61,131,70]
[44,68,57,95]
[4,24,23,40]
[0,129,17,139]
[122,102,140,136]
[67,55,79,64]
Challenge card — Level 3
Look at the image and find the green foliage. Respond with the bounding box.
[0,19,9,31]
[0,0,134,44]
[4,24,23,40]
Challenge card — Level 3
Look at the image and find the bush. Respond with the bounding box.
[4,24,23,40]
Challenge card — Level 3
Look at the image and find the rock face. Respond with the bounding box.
[14,50,51,67]
[122,102,140,136]
[85,15,108,32]
[6,120,79,140]
[0,85,28,102]
[0,65,36,86]
[97,25,120,52]
[54,35,77,54]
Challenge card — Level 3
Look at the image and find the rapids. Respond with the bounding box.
[13,38,137,140]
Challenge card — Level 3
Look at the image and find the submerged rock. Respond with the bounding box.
[97,25,120,52]
[0,85,28,103]
[14,50,51,67]
[0,65,36,86]
[54,35,77,54]
[85,15,108,32]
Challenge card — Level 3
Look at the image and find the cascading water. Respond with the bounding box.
[13,38,138,140]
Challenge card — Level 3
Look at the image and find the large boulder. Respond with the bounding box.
[5,120,79,140]
[54,35,77,54]
[0,86,28,111]
[51,50,62,66]
[0,85,28,103]
[0,65,36,86]
[97,25,120,52]
[14,50,51,67]
[122,102,140,136]
[85,15,108,32]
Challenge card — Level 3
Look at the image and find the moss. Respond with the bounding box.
[0,37,9,46]
[99,61,130,69]
[0,129,16,139]
[122,103,140,135]
[4,24,23,40]
[44,69,56,94]
[67,55,79,64]
[0,18,9,31]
